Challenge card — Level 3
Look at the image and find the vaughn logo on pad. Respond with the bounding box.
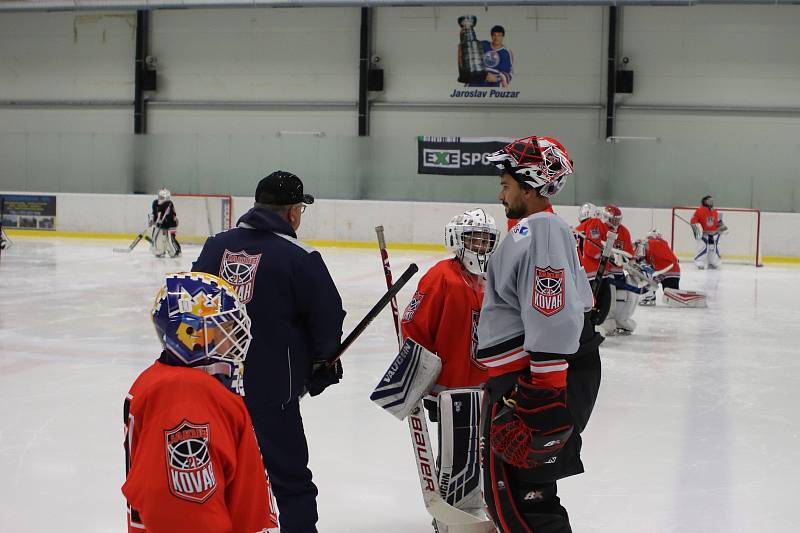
[164,420,217,503]
[532,266,565,317]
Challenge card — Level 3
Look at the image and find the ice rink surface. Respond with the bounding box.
[0,236,798,533]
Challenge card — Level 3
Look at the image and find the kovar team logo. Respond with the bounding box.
[532,266,565,317]
[422,149,495,170]
[165,420,217,503]
[220,249,262,304]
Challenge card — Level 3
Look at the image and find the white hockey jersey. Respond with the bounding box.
[476,212,593,377]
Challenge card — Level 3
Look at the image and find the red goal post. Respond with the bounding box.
[670,206,763,267]
[172,194,233,243]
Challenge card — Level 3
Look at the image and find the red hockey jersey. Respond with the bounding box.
[401,258,488,392]
[123,361,277,533]
[641,237,680,275]
[576,218,634,278]
[691,206,721,233]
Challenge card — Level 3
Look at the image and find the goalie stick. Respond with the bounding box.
[374,228,494,533]
[375,226,401,343]
[113,228,150,254]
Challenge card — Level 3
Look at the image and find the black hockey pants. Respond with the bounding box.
[481,315,602,533]
[248,398,318,533]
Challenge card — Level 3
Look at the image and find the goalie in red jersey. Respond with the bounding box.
[122,272,277,533]
[400,208,500,517]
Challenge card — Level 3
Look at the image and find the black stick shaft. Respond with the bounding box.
[333,263,418,361]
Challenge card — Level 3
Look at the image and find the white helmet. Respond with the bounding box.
[444,208,500,276]
[646,229,664,241]
[578,202,598,222]
[157,188,171,204]
[486,135,574,198]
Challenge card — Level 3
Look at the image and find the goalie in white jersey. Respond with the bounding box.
[477,135,603,533]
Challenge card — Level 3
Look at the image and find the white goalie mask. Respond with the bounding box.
[444,208,500,276]
[158,188,171,204]
[578,202,598,222]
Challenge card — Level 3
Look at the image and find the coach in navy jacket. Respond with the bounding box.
[192,171,345,533]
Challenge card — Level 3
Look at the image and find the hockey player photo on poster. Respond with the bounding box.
[456,15,514,90]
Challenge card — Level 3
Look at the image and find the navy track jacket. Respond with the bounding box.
[192,206,345,409]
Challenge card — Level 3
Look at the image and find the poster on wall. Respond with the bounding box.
[0,194,57,230]
[417,136,513,175]
[454,15,519,100]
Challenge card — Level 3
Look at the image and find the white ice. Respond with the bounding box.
[0,237,798,533]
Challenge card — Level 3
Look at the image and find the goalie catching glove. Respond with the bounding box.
[489,375,574,469]
[306,359,343,397]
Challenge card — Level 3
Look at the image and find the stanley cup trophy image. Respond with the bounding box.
[457,15,487,84]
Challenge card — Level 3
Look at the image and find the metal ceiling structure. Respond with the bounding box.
[1,0,798,11]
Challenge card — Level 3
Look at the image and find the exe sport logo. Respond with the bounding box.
[422,149,496,169]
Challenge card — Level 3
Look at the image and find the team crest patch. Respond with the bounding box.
[164,420,217,503]
[402,291,425,323]
[532,266,565,317]
[219,249,262,304]
[590,228,600,239]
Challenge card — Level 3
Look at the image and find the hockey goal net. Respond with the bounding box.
[670,206,763,267]
[172,194,233,243]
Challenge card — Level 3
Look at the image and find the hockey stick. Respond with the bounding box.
[674,213,693,227]
[113,229,150,254]
[332,263,418,362]
[374,229,494,533]
[375,226,402,344]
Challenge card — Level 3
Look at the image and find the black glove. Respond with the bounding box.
[306,359,343,397]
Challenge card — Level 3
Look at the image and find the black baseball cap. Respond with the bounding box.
[255,171,315,206]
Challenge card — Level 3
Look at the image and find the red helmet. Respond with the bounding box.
[604,205,622,229]
[486,135,574,198]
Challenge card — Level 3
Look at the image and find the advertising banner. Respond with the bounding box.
[0,194,57,230]
[417,136,513,175]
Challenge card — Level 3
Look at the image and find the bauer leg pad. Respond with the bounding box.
[437,389,483,511]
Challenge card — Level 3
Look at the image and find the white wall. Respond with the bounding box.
[4,191,797,260]
[1,6,800,211]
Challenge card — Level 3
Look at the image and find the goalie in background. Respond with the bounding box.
[691,195,727,269]
[122,272,277,533]
[635,230,681,306]
[399,208,500,519]
[477,135,603,533]
[149,188,182,258]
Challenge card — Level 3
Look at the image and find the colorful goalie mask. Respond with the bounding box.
[487,135,574,198]
[152,272,252,368]
[444,208,500,275]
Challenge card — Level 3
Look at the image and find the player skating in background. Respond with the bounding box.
[635,230,680,306]
[691,195,727,269]
[122,272,277,533]
[399,208,499,520]
[477,135,603,533]
[149,188,182,258]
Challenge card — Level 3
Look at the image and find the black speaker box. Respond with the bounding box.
[368,68,384,92]
[142,69,157,92]
[616,70,633,94]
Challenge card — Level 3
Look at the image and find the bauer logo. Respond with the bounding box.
[532,266,565,317]
[164,420,217,503]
